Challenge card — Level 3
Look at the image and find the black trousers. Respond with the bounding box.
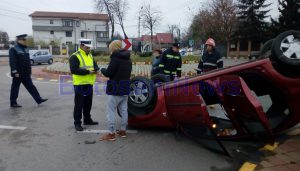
[10,77,42,105]
[73,85,93,125]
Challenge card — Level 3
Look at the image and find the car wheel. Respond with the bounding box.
[260,39,274,58]
[30,60,34,65]
[151,74,170,86]
[128,76,154,108]
[270,30,300,77]
[271,30,300,66]
[48,59,53,65]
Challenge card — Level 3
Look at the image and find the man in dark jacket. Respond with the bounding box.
[100,40,132,141]
[158,43,182,81]
[151,49,162,76]
[69,39,99,131]
[197,38,223,74]
[9,34,48,108]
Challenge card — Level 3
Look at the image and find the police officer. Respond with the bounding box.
[9,34,48,108]
[197,38,223,74]
[158,43,182,81]
[69,39,99,131]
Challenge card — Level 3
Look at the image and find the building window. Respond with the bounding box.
[66,31,72,37]
[50,20,53,24]
[63,20,73,27]
[97,31,108,38]
[76,21,80,27]
[66,42,72,45]
[50,31,54,35]
[81,32,84,38]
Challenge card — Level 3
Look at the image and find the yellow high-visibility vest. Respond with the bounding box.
[72,48,96,85]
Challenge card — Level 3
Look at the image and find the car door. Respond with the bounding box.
[34,51,42,63]
[41,51,48,63]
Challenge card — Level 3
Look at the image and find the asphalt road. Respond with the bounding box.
[0,62,259,171]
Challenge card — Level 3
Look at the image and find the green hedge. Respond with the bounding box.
[58,54,200,64]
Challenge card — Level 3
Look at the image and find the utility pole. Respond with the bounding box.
[138,6,143,38]
[138,15,141,38]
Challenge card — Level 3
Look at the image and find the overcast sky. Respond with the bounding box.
[0,0,279,40]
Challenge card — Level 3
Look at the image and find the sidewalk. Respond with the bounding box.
[240,128,300,171]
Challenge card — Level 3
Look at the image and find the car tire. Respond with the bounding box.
[48,59,53,65]
[151,74,170,86]
[270,30,300,77]
[271,30,300,66]
[260,39,274,58]
[128,76,154,108]
[30,60,34,65]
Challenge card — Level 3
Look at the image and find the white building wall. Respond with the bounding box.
[32,17,108,49]
[32,18,62,26]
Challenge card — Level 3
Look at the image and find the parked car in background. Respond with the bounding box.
[180,48,187,56]
[29,50,53,65]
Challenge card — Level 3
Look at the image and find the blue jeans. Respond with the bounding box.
[106,95,128,133]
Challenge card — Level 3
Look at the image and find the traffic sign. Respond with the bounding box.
[189,39,194,47]
[122,39,132,51]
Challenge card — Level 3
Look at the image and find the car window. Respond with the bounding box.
[41,51,48,55]
[36,52,41,56]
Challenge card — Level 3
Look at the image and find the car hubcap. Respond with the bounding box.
[129,81,149,104]
[280,35,300,60]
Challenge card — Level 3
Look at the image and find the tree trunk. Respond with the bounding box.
[111,21,115,41]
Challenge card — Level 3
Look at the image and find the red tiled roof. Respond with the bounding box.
[141,33,173,44]
[156,33,173,44]
[29,11,109,21]
[141,35,158,42]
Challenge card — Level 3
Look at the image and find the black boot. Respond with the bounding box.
[11,103,22,108]
[75,124,84,131]
[38,98,48,105]
[84,119,98,125]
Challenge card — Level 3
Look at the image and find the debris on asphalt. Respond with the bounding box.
[84,140,96,144]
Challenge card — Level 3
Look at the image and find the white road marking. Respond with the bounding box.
[5,72,106,86]
[49,79,58,82]
[6,72,11,78]
[0,125,27,131]
[77,129,138,134]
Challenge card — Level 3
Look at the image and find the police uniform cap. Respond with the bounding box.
[16,34,28,40]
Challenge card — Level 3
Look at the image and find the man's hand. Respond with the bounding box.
[14,73,20,78]
[89,71,98,75]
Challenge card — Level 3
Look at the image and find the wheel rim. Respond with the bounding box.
[280,35,300,60]
[129,81,149,104]
[49,59,53,64]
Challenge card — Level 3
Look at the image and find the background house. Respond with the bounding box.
[29,11,110,51]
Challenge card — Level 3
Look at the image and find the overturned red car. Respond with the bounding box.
[126,30,300,153]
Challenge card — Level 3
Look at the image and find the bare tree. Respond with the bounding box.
[95,0,115,40]
[210,0,237,43]
[140,4,162,47]
[188,0,236,44]
[112,0,128,39]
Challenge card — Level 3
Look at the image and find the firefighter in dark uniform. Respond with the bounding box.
[158,43,182,81]
[9,34,48,108]
[197,38,223,74]
[69,39,99,131]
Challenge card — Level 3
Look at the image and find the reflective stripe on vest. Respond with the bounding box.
[203,62,217,67]
[72,49,96,85]
[159,64,165,67]
[166,54,174,58]
[164,70,171,74]
[174,56,180,59]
